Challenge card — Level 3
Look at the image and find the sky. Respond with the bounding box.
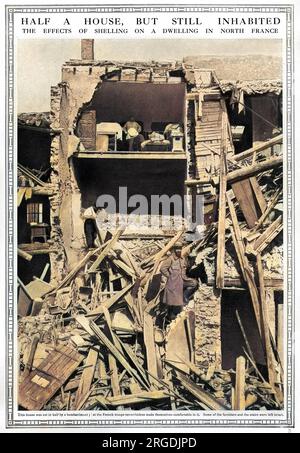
[17,39,282,112]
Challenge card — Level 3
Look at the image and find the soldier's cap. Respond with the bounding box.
[173,241,183,249]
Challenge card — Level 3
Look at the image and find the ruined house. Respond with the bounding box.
[17,39,283,411]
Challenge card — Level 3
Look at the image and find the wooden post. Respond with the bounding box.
[234,356,246,410]
[216,112,227,289]
[18,248,33,262]
[277,301,284,366]
[256,254,276,388]
[266,289,276,340]
[23,335,39,378]
[143,312,159,384]
[226,193,262,336]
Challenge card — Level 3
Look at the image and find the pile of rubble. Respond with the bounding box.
[18,134,284,412]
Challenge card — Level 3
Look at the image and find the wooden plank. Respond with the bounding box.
[186,156,283,187]
[252,188,282,232]
[105,390,168,406]
[249,177,267,213]
[175,370,228,411]
[120,341,150,387]
[98,347,108,386]
[101,307,122,397]
[17,163,47,187]
[87,228,124,273]
[19,345,83,410]
[89,321,149,390]
[47,245,105,296]
[257,254,276,388]
[277,302,284,366]
[233,134,283,162]
[165,314,190,374]
[234,356,246,410]
[108,353,120,397]
[86,283,134,316]
[74,151,187,160]
[232,179,261,228]
[141,230,184,267]
[18,248,33,262]
[22,335,39,379]
[216,111,227,289]
[75,346,99,409]
[226,193,262,337]
[143,312,159,384]
[253,216,283,254]
[227,156,283,184]
[40,263,50,281]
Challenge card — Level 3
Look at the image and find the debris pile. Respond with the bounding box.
[18,130,284,411]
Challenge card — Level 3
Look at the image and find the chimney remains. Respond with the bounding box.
[81,39,94,60]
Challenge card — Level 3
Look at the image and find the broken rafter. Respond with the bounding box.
[18,163,47,187]
[89,320,150,391]
[256,254,276,389]
[175,370,228,411]
[226,192,262,337]
[87,228,124,273]
[186,155,283,187]
[233,134,282,162]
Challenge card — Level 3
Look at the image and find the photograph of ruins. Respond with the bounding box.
[17,39,284,412]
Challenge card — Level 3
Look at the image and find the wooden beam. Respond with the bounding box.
[277,302,284,366]
[86,283,134,317]
[186,155,283,187]
[227,156,282,185]
[89,320,149,390]
[249,177,267,213]
[22,335,39,379]
[226,193,262,336]
[32,186,55,196]
[47,245,106,296]
[216,112,227,289]
[74,151,187,160]
[234,356,246,410]
[252,188,282,232]
[87,228,124,273]
[108,353,120,397]
[75,346,99,409]
[175,370,228,411]
[105,390,169,406]
[233,134,283,162]
[252,215,283,254]
[141,229,184,267]
[256,254,276,388]
[143,312,159,384]
[18,248,33,262]
[232,178,266,228]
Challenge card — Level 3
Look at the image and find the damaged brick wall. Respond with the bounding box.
[49,63,107,278]
[194,284,222,369]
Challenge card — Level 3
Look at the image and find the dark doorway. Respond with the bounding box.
[221,289,266,370]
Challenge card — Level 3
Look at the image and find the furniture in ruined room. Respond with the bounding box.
[170,130,184,152]
[30,223,49,243]
[142,142,171,152]
[96,122,123,152]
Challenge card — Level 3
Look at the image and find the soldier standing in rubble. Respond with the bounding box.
[160,242,198,321]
